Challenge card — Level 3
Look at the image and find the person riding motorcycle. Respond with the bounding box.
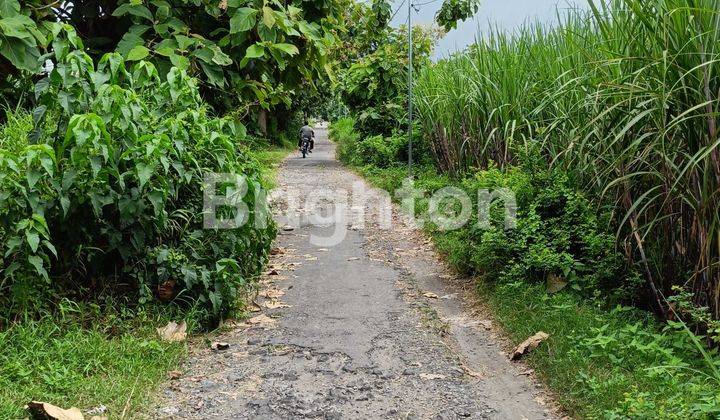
[299,121,314,153]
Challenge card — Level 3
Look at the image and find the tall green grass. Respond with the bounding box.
[415,0,720,328]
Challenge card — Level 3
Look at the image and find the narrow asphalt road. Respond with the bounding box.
[156,128,555,419]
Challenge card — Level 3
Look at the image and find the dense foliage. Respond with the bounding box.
[333,1,440,137]
[415,0,720,334]
[1,31,274,324]
[0,0,340,118]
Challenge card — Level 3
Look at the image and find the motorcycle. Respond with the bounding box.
[300,136,312,158]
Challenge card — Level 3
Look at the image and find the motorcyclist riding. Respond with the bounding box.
[299,121,314,153]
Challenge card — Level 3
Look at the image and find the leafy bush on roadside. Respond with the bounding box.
[0,36,274,324]
[330,117,360,164]
[459,168,637,301]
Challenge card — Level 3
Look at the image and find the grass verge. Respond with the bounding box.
[0,307,185,418]
[253,139,296,189]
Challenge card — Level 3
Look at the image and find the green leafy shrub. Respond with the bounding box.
[355,134,406,168]
[330,117,361,164]
[0,38,274,324]
[331,117,411,168]
[460,168,635,301]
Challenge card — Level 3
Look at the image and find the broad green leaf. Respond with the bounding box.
[229,7,257,33]
[60,195,70,216]
[148,190,164,215]
[169,53,190,69]
[272,43,299,56]
[154,38,177,57]
[257,23,277,42]
[0,15,35,39]
[244,43,265,59]
[27,255,48,281]
[199,61,225,87]
[298,21,321,40]
[112,3,154,22]
[43,240,57,258]
[0,37,39,71]
[25,230,40,253]
[175,34,195,50]
[137,162,155,187]
[127,45,150,61]
[193,47,214,63]
[117,32,144,57]
[287,5,301,18]
[26,169,41,188]
[0,0,20,17]
[209,45,232,66]
[262,7,276,28]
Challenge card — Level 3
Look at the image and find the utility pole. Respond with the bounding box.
[407,0,413,176]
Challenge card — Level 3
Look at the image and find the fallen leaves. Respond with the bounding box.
[422,291,439,299]
[258,288,285,299]
[546,273,568,294]
[264,300,291,309]
[510,331,549,360]
[246,314,276,326]
[26,402,84,420]
[269,247,285,255]
[156,321,187,342]
[211,342,230,351]
[478,320,493,330]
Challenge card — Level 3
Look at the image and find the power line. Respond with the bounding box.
[412,0,440,8]
[390,0,406,22]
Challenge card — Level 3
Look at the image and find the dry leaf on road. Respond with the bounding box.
[259,289,285,299]
[156,321,187,342]
[510,331,549,360]
[26,401,84,420]
[211,342,230,351]
[264,300,291,309]
[246,314,276,325]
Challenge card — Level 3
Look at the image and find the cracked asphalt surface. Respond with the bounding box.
[155,127,556,419]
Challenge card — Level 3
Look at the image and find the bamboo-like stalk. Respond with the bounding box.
[414,0,720,323]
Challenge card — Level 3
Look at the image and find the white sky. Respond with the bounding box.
[390,0,590,58]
